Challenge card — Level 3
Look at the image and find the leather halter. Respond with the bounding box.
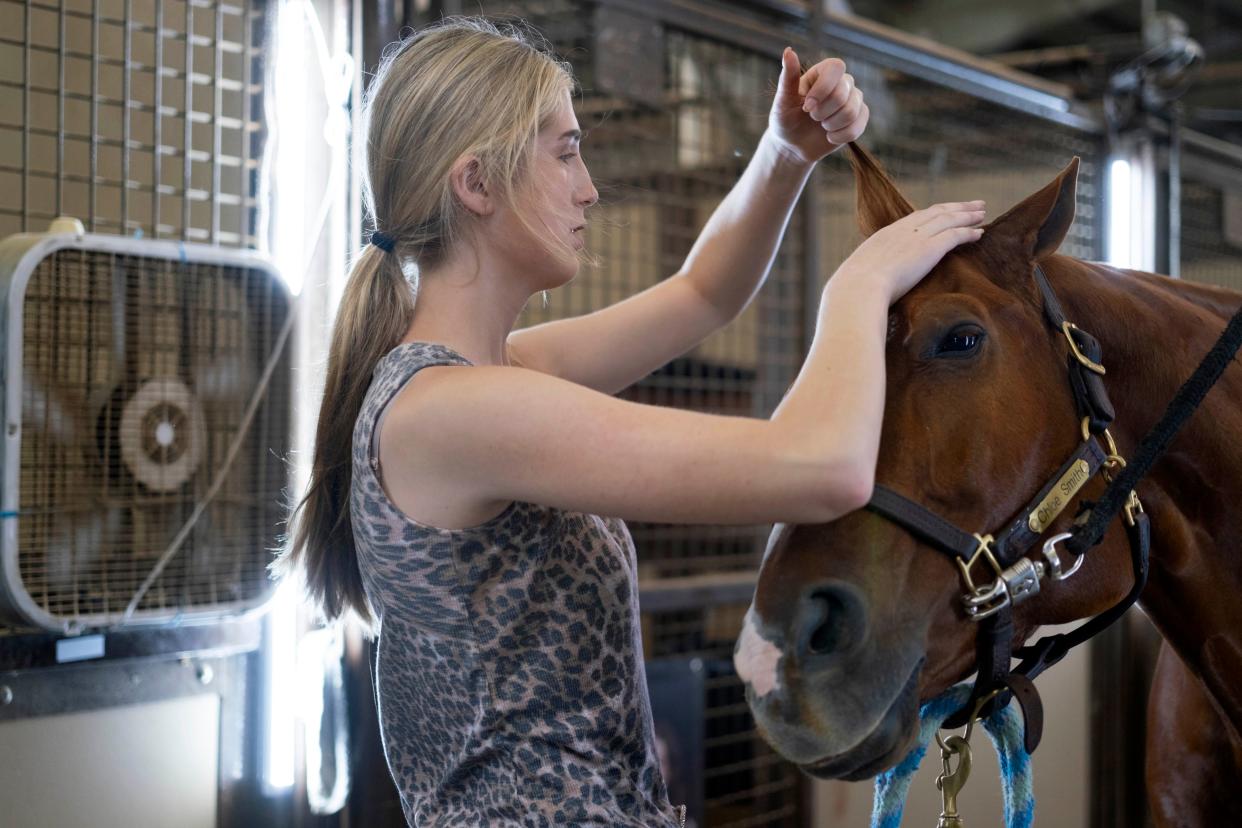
[863,264,1150,753]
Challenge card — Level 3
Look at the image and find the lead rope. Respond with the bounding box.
[871,683,1034,828]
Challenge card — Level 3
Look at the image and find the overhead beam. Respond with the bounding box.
[876,0,1132,54]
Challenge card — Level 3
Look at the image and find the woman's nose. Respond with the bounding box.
[578,181,598,208]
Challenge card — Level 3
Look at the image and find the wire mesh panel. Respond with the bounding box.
[644,602,802,827]
[0,0,269,247]
[811,61,1105,281]
[1179,174,1242,291]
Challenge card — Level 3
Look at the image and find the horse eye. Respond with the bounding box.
[935,327,985,357]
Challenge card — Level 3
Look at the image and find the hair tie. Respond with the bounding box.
[370,230,396,253]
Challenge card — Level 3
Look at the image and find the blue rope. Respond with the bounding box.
[871,683,1034,828]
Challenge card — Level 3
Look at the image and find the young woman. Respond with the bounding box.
[278,16,985,828]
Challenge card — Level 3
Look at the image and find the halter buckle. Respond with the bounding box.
[958,535,1007,620]
[957,534,1000,593]
[959,535,1046,621]
[1063,321,1106,375]
[962,579,1009,620]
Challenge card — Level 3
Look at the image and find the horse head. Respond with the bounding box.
[736,146,1139,780]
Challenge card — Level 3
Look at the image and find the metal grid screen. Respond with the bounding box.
[1179,173,1242,292]
[0,0,269,246]
[812,62,1104,277]
[14,248,292,623]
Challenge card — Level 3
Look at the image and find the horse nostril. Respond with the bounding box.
[807,593,846,655]
[798,582,867,660]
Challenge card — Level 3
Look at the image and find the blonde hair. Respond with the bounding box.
[273,17,576,630]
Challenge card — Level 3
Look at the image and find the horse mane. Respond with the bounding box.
[1113,265,1242,320]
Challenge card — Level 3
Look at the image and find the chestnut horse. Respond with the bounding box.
[734,146,1242,824]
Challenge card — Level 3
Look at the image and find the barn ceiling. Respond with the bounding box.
[840,0,1242,143]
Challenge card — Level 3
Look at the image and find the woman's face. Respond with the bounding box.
[492,89,598,290]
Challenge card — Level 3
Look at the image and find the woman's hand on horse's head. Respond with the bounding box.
[769,47,869,165]
[831,202,988,304]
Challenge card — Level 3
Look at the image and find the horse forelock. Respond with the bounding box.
[845,142,915,237]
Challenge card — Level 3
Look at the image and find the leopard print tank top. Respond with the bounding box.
[351,341,684,827]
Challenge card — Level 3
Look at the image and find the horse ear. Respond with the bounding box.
[986,157,1080,260]
[846,143,915,237]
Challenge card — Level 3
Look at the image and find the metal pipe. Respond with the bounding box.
[57,0,66,219]
[120,0,130,233]
[1168,104,1181,278]
[212,2,225,243]
[153,0,164,237]
[92,0,100,231]
[802,0,824,360]
[183,0,194,239]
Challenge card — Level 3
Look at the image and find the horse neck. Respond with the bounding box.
[1047,256,1242,734]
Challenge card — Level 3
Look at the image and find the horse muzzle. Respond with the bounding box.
[735,588,927,779]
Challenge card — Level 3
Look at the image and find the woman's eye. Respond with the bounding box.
[935,328,984,357]
[560,153,577,162]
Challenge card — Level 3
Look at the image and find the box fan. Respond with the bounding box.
[0,218,294,634]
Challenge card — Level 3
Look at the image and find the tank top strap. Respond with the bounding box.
[363,341,473,473]
[373,341,474,380]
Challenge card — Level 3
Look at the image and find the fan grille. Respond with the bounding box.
[16,246,291,622]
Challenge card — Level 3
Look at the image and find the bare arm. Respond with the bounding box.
[385,203,985,526]
[675,130,816,323]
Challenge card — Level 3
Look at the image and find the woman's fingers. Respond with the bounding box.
[798,58,847,103]
[900,200,984,227]
[779,47,802,100]
[805,71,853,120]
[826,100,868,145]
[823,89,865,135]
[918,207,987,237]
[912,201,985,222]
[938,226,987,250]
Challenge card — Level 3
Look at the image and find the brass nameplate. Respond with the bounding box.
[1027,459,1091,534]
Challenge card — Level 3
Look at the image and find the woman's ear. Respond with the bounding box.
[450,155,494,217]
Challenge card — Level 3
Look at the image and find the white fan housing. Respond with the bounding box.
[0,218,294,634]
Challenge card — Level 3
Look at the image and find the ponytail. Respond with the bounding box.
[273,246,414,629]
